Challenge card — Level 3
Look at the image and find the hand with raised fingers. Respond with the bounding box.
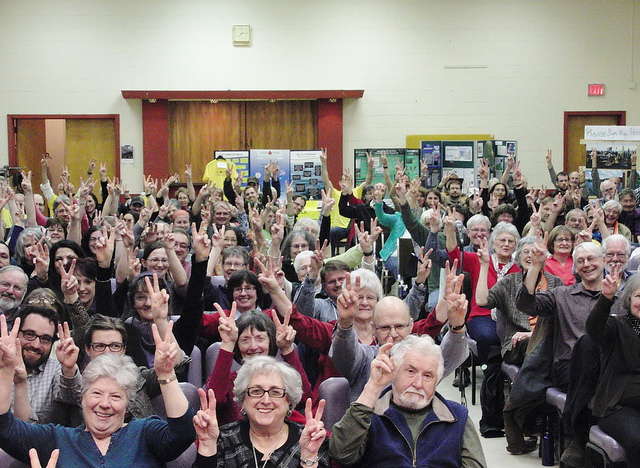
[272,306,296,354]
[193,388,220,453]
[59,259,79,303]
[152,320,178,376]
[0,184,13,211]
[20,171,33,194]
[476,238,490,265]
[56,322,79,377]
[192,223,212,262]
[215,302,238,347]
[415,247,433,284]
[442,206,456,235]
[429,202,442,232]
[369,218,383,244]
[0,315,21,375]
[591,148,598,167]
[394,182,407,205]
[210,224,226,253]
[577,217,596,244]
[127,247,142,282]
[320,189,335,216]
[29,448,60,468]
[445,273,468,330]
[32,240,50,280]
[145,274,170,322]
[309,240,326,279]
[368,343,395,389]
[602,263,621,300]
[443,259,460,296]
[255,256,281,294]
[13,341,27,385]
[299,398,327,459]
[337,272,360,328]
[545,149,553,167]
[478,158,489,181]
[94,225,115,268]
[319,147,327,165]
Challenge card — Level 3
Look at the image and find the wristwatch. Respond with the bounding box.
[301,456,320,466]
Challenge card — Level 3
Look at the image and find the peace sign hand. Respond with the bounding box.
[56,322,79,377]
[299,398,327,459]
[192,222,212,262]
[0,315,21,375]
[59,259,79,303]
[29,448,60,468]
[152,320,178,376]
[477,238,490,265]
[215,302,238,348]
[415,247,433,284]
[144,273,170,321]
[337,272,360,329]
[272,306,296,354]
[602,263,621,300]
[369,342,395,388]
[193,388,220,454]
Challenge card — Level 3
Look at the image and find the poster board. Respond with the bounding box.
[214,150,249,184]
[354,148,405,186]
[290,150,323,199]
[249,149,290,198]
[585,143,636,169]
[404,149,421,181]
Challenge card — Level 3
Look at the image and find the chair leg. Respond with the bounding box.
[471,353,477,406]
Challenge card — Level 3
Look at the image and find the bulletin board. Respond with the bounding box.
[249,149,290,199]
[290,150,324,199]
[215,150,249,184]
[354,148,406,186]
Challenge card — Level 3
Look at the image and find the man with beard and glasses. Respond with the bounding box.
[0,266,28,327]
[14,305,65,419]
[330,335,486,467]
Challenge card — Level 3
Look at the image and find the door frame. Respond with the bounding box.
[563,111,626,171]
[7,114,120,178]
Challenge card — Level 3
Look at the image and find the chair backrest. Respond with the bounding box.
[187,346,202,388]
[0,450,27,468]
[317,377,350,432]
[151,382,201,420]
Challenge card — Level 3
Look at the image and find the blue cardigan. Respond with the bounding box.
[0,409,195,467]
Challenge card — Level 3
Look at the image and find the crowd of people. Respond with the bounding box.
[0,146,638,466]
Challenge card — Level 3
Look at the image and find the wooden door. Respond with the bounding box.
[564,112,626,173]
[245,101,317,150]
[16,119,46,187]
[65,119,117,190]
[168,101,244,179]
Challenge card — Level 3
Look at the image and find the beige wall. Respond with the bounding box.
[1,0,639,190]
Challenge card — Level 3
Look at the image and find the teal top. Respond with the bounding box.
[374,202,406,261]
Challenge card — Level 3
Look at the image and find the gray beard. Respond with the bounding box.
[0,296,21,314]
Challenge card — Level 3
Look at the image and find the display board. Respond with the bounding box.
[290,150,324,199]
[354,148,405,186]
[249,149,290,198]
[214,151,249,184]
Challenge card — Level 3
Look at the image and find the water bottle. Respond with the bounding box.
[541,429,554,466]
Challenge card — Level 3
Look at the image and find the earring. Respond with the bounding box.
[241,408,247,416]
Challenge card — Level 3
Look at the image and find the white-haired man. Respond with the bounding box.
[330,335,486,467]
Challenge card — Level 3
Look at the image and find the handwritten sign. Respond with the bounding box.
[584,126,640,141]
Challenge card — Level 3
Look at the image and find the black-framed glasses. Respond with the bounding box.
[89,342,124,352]
[20,330,54,345]
[233,286,256,294]
[245,386,287,399]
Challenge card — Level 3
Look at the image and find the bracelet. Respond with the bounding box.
[362,250,374,257]
[451,323,466,331]
[383,166,388,169]
[158,374,177,385]
[87,172,93,175]
[300,455,320,466]
[95,278,111,283]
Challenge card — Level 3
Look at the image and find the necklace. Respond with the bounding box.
[251,427,285,468]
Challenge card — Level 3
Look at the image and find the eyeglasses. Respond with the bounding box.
[146,257,168,265]
[224,262,246,269]
[26,297,55,305]
[605,252,627,259]
[325,277,346,286]
[495,238,516,245]
[0,280,25,295]
[291,243,309,250]
[245,387,287,399]
[133,294,151,303]
[20,330,54,345]
[233,286,256,294]
[88,237,102,244]
[373,323,411,334]
[469,228,489,234]
[554,237,573,243]
[89,342,124,352]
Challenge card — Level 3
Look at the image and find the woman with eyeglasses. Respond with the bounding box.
[204,308,311,427]
[544,225,576,286]
[193,356,329,467]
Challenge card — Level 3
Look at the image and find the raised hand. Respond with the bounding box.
[319,147,327,165]
[415,246,433,284]
[32,239,50,280]
[152,320,178,376]
[444,259,460,295]
[193,388,220,454]
[126,247,142,281]
[576,217,596,244]
[337,272,359,328]
[444,272,467,329]
[308,240,326,279]
[255,256,281,294]
[59,259,79,303]
[145,274,170,321]
[272,306,296,354]
[478,158,489,181]
[476,238,490,265]
[192,222,212,262]
[320,189,335,216]
[94,225,115,268]
[20,171,33,193]
[368,342,395,389]
[210,224,226,253]
[215,302,238,349]
[56,322,79,377]
[29,448,60,468]
[0,315,21,375]
[602,263,621,300]
[545,149,552,167]
[299,398,327,459]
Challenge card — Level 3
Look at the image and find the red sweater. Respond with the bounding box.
[447,245,520,320]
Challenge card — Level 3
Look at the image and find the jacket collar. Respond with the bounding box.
[373,387,456,423]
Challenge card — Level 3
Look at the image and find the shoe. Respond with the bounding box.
[452,368,470,388]
[507,438,537,455]
[560,439,585,468]
[481,429,505,439]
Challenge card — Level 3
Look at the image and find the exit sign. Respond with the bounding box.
[588,84,605,96]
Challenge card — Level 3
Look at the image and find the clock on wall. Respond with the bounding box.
[232,24,251,46]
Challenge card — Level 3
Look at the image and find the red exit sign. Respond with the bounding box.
[588,84,605,96]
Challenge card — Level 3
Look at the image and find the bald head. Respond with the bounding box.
[372,297,413,345]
